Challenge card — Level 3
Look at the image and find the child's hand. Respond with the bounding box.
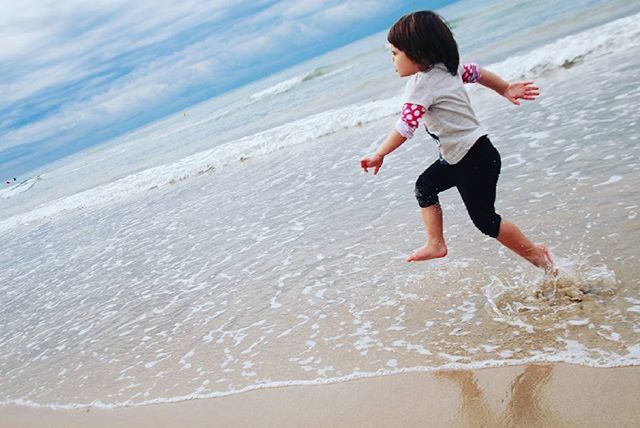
[360,154,384,175]
[502,81,539,105]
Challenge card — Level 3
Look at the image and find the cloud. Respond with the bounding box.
[319,1,388,24]
[1,0,410,174]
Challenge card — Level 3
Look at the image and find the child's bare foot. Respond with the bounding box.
[406,242,448,262]
[532,243,557,275]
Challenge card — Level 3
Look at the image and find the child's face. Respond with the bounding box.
[390,45,420,77]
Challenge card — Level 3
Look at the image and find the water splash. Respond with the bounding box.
[483,253,619,332]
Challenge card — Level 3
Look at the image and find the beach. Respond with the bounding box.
[1,0,640,425]
[4,364,640,427]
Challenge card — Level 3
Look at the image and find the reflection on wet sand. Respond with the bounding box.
[440,365,558,427]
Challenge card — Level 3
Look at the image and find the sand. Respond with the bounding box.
[2,363,639,427]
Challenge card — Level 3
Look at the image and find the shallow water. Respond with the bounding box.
[1,1,639,409]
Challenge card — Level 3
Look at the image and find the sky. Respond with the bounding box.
[1,0,458,179]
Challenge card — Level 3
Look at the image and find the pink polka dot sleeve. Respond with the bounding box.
[395,103,426,139]
[461,63,481,84]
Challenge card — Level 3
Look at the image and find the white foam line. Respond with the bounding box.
[480,12,640,82]
[0,96,402,234]
[3,354,639,410]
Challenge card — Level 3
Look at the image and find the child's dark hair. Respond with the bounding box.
[387,11,459,75]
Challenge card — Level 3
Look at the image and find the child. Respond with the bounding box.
[360,11,555,272]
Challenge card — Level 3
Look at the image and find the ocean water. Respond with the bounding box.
[1,0,640,409]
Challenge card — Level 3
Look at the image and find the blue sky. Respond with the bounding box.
[1,0,457,178]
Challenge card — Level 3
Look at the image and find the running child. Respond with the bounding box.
[360,11,555,272]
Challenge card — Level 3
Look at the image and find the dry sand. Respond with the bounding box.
[2,363,639,428]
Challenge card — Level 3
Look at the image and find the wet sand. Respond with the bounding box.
[3,363,639,428]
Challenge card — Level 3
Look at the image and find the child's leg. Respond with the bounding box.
[496,219,554,272]
[407,160,456,262]
[456,137,555,272]
[406,203,448,262]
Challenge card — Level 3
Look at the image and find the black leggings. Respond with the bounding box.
[415,135,502,238]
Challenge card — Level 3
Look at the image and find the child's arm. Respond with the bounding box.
[361,102,425,175]
[477,67,539,105]
[360,129,407,175]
